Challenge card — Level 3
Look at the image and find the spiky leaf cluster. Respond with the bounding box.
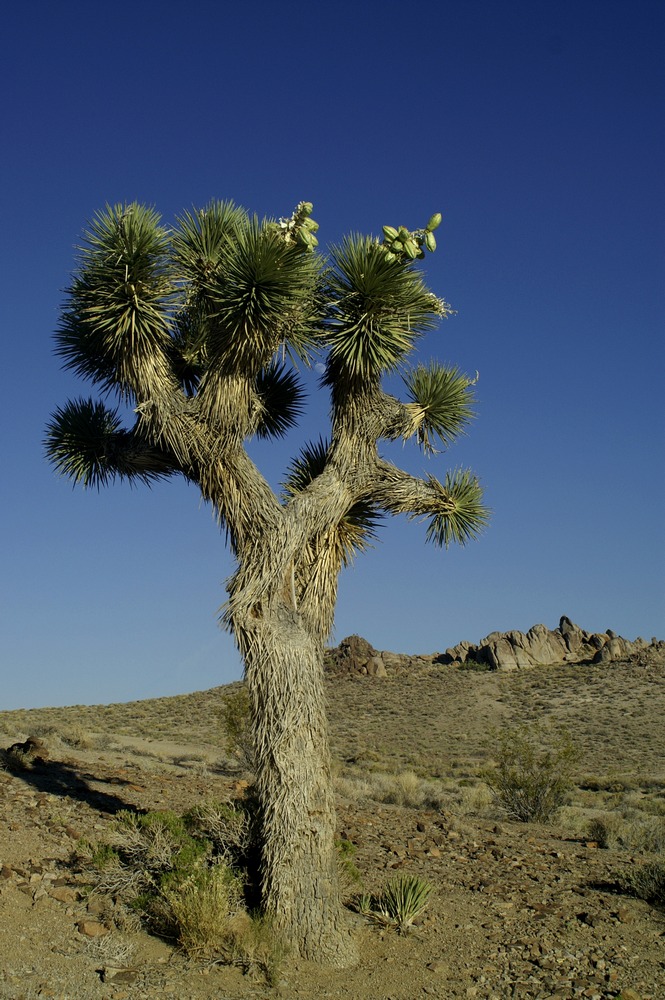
[194,217,323,374]
[44,399,174,488]
[325,236,448,381]
[254,362,306,439]
[423,470,490,548]
[402,363,477,454]
[55,204,176,400]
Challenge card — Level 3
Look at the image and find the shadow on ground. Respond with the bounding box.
[4,755,144,815]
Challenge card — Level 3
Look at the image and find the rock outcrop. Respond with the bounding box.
[326,617,664,676]
[439,616,660,671]
[324,634,389,677]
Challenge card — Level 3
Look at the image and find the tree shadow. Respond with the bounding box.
[6,756,144,816]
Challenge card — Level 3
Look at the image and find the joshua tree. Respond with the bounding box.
[45,200,488,964]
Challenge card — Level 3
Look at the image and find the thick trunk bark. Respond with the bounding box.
[238,605,358,966]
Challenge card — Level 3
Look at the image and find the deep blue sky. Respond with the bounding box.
[2,1,663,709]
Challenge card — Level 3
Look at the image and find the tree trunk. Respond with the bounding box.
[238,604,358,966]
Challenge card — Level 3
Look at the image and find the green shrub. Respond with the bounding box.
[459,658,492,672]
[75,802,284,966]
[481,724,577,823]
[163,862,244,956]
[184,799,253,866]
[88,842,120,868]
[77,809,212,937]
[220,686,255,772]
[336,838,362,901]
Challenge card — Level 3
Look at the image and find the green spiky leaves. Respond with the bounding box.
[402,363,477,454]
[254,362,306,439]
[200,217,323,373]
[423,469,490,548]
[325,236,448,381]
[172,200,248,288]
[45,399,175,488]
[56,204,177,400]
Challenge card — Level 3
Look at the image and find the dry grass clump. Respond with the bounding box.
[58,723,93,749]
[83,931,138,967]
[335,769,448,810]
[335,767,499,820]
[619,857,665,906]
[162,862,244,957]
[586,811,665,853]
[450,780,495,817]
[221,912,289,986]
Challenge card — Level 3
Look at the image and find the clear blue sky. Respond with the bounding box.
[1,1,663,710]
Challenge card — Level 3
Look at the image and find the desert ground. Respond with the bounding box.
[0,647,663,1000]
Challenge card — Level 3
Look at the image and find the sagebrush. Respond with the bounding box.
[481,725,577,823]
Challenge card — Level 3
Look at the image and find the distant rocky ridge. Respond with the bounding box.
[324,616,665,677]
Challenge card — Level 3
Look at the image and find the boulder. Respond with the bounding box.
[592,636,631,663]
[325,634,378,675]
[366,656,387,678]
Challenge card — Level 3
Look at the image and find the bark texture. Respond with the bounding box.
[236,604,358,965]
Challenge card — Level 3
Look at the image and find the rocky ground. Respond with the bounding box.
[0,634,664,1000]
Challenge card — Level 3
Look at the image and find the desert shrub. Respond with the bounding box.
[2,747,33,771]
[377,770,425,807]
[619,858,665,906]
[84,930,137,966]
[224,912,289,986]
[220,686,255,772]
[77,809,212,936]
[587,816,611,848]
[559,803,665,854]
[1,736,49,772]
[118,810,209,884]
[359,770,447,810]
[459,657,493,672]
[163,862,244,956]
[336,838,362,901]
[59,724,92,748]
[76,802,287,967]
[356,874,433,933]
[616,814,665,853]
[453,780,495,817]
[184,798,255,869]
[481,724,577,823]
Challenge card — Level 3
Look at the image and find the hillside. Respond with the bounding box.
[0,626,664,999]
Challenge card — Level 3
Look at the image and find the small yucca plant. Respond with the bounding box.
[374,874,433,933]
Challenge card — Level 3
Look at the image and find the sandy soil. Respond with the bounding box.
[0,656,663,999]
